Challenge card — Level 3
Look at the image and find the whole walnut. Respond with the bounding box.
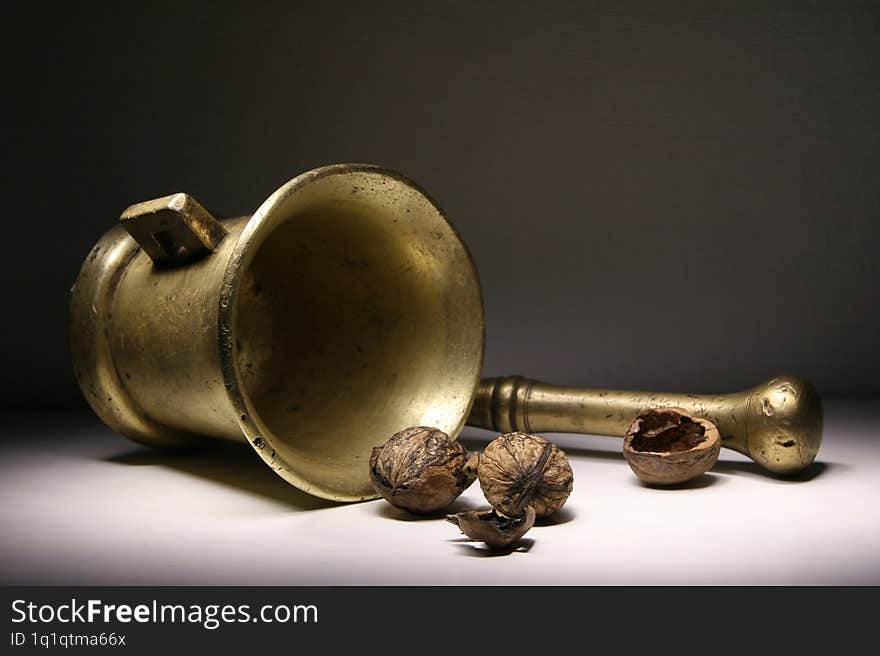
[478,432,573,519]
[369,426,478,515]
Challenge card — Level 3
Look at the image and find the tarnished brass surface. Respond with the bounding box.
[71,163,823,503]
[467,375,823,475]
[70,164,485,502]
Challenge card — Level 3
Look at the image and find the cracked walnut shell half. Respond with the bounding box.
[623,408,721,485]
[447,506,536,550]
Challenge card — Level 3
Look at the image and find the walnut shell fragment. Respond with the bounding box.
[369,426,479,514]
[478,432,573,519]
[447,506,536,550]
[623,408,721,485]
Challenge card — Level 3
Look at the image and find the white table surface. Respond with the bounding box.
[2,400,878,585]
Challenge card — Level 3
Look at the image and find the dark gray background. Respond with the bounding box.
[3,0,878,409]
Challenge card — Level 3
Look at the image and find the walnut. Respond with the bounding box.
[478,432,573,519]
[447,506,536,550]
[369,426,478,514]
[623,408,721,485]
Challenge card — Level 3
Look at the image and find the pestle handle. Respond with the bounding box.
[467,375,823,475]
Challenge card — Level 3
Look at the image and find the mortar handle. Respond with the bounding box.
[120,193,227,266]
[467,375,823,476]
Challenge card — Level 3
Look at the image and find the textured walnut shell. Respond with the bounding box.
[369,426,478,514]
[478,432,573,519]
[623,408,721,485]
[447,506,536,550]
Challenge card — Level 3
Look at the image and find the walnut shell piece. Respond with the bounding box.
[478,432,574,519]
[447,506,536,550]
[369,426,478,514]
[623,408,721,485]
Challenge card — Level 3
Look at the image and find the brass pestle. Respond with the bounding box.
[468,375,821,477]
